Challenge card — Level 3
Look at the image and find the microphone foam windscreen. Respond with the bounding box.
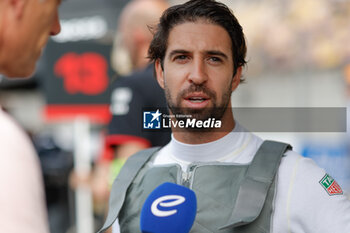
[140,182,197,233]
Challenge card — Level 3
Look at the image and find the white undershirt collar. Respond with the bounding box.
[169,122,246,163]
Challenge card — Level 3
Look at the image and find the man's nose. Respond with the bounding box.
[50,11,61,36]
[187,59,208,85]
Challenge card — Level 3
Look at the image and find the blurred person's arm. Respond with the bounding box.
[91,142,147,233]
[91,141,147,204]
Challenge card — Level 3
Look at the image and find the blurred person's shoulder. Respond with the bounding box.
[0,108,48,233]
[0,107,41,184]
[0,108,29,143]
[0,108,36,155]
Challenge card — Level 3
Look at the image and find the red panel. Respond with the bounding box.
[44,104,111,124]
[105,134,151,148]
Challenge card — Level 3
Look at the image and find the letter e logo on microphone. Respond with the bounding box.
[151,195,185,217]
[140,182,197,233]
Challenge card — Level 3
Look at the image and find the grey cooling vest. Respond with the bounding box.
[99,140,291,233]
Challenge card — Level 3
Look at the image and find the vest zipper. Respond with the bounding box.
[181,164,197,188]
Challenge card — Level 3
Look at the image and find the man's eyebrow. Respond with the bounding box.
[207,50,228,60]
[168,50,190,58]
[167,49,229,60]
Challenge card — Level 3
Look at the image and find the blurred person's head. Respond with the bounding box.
[111,0,168,74]
[148,0,246,77]
[0,0,61,78]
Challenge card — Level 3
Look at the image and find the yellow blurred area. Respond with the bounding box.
[219,0,350,75]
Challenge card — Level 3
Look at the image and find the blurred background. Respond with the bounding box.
[0,0,349,232]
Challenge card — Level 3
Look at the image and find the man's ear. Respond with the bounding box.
[8,0,27,19]
[155,59,165,89]
[231,66,242,92]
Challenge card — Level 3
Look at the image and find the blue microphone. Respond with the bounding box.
[140,182,197,233]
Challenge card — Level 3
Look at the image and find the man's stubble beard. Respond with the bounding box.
[164,78,233,127]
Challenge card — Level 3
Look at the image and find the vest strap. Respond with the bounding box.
[220,140,291,229]
[98,147,160,233]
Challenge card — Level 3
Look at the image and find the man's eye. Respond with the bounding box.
[175,55,188,60]
[209,57,222,62]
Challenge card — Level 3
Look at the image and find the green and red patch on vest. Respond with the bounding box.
[319,174,343,196]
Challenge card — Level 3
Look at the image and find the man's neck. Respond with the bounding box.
[172,113,235,144]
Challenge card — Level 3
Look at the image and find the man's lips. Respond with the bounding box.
[183,92,210,108]
[184,92,209,101]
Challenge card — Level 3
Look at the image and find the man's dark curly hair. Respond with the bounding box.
[148,0,247,76]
